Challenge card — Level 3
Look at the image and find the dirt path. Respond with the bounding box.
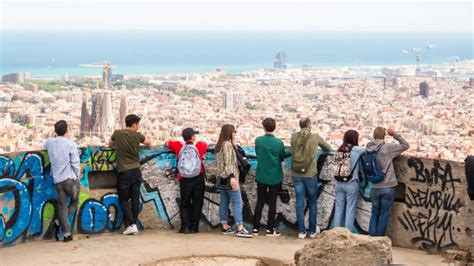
[1,230,446,265]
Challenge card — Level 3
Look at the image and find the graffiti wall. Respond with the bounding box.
[0,146,472,253]
[387,157,474,252]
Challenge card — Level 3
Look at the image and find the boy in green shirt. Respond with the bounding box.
[109,114,151,235]
[253,118,285,236]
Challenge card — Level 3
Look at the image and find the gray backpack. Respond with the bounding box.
[177,143,201,178]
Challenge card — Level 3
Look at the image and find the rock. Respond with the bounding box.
[294,227,392,266]
[443,249,471,264]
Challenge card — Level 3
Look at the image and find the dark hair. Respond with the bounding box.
[373,127,386,140]
[338,130,359,152]
[215,124,235,153]
[54,120,68,136]
[262,118,276,132]
[299,118,311,129]
[125,114,141,127]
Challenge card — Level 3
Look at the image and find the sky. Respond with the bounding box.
[1,0,472,32]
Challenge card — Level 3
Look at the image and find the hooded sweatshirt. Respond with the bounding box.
[366,133,410,189]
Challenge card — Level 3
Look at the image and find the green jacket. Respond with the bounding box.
[255,134,285,185]
[290,128,331,177]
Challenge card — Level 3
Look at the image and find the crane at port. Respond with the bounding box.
[401,45,436,75]
[79,61,116,89]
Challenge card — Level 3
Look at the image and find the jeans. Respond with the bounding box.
[369,187,395,236]
[179,173,205,231]
[253,182,281,230]
[54,178,80,236]
[292,176,318,234]
[219,187,244,225]
[117,168,142,227]
[334,180,359,231]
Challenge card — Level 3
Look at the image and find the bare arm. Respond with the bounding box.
[143,139,152,147]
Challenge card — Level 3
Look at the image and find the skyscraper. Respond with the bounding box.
[419,81,429,98]
[274,51,287,69]
[119,94,128,128]
[223,91,234,111]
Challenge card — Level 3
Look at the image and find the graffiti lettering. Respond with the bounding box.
[408,158,461,192]
[398,209,458,251]
[405,187,463,213]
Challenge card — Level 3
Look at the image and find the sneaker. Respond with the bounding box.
[123,224,139,235]
[63,235,73,242]
[309,232,318,239]
[266,229,281,237]
[252,228,259,236]
[298,232,307,239]
[236,228,253,238]
[222,227,234,235]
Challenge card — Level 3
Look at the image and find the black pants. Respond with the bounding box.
[253,182,281,230]
[179,173,205,231]
[117,168,142,227]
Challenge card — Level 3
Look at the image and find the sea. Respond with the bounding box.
[0,30,472,77]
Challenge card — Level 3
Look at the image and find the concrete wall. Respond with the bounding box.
[1,146,472,253]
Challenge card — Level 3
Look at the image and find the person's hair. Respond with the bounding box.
[338,130,359,152]
[373,127,386,140]
[215,124,235,153]
[262,118,276,132]
[299,118,311,129]
[54,120,68,136]
[125,114,141,128]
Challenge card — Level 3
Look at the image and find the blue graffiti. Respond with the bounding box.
[101,193,123,231]
[140,183,171,226]
[0,178,32,244]
[78,199,108,233]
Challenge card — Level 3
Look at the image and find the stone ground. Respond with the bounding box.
[1,230,448,265]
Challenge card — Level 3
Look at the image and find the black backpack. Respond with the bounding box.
[235,145,251,184]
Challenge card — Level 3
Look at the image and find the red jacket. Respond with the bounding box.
[167,140,208,181]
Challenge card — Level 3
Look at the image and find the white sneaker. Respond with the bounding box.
[298,232,306,239]
[123,224,139,235]
[309,232,318,239]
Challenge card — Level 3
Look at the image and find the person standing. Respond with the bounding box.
[290,118,331,239]
[215,124,252,238]
[367,127,409,236]
[253,118,285,236]
[166,128,207,234]
[333,130,365,232]
[44,120,81,242]
[109,114,151,235]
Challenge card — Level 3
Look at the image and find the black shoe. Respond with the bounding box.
[190,229,199,234]
[63,236,73,242]
[179,228,191,234]
[51,220,60,241]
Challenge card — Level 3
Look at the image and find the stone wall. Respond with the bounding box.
[1,146,472,253]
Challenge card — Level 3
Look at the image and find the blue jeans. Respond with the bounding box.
[369,187,395,236]
[219,188,244,225]
[334,180,359,232]
[292,176,318,234]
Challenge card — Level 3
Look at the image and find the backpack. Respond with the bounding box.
[291,132,313,173]
[177,143,201,178]
[333,151,356,182]
[360,145,386,183]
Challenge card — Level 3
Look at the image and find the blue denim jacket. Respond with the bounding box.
[349,146,365,181]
